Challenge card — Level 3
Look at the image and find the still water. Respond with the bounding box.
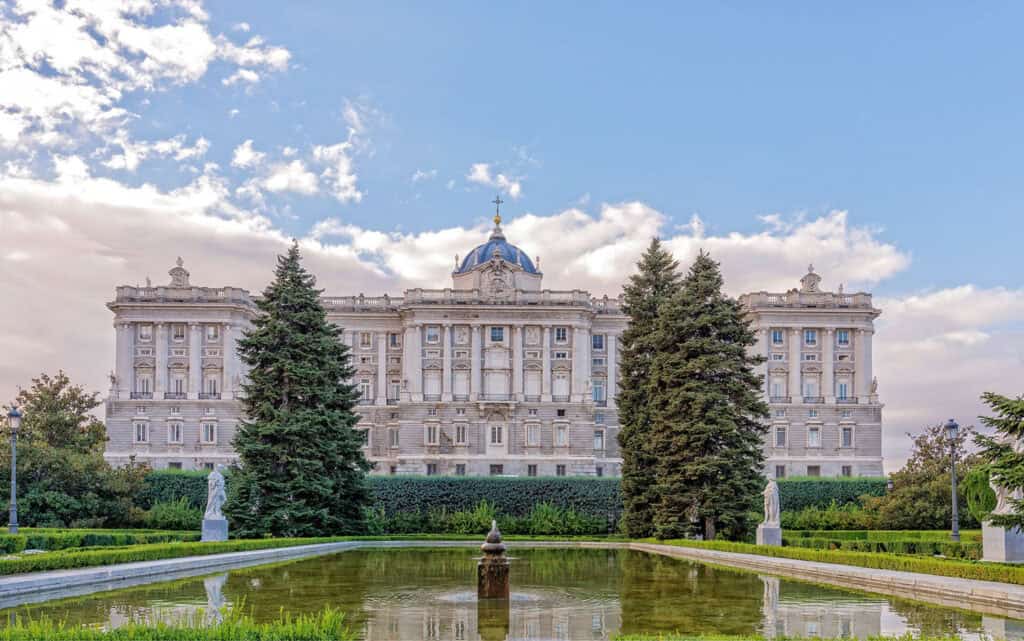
[1,547,1022,640]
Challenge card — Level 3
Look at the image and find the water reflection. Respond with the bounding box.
[0,548,1020,640]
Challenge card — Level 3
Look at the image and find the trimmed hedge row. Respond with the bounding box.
[776,477,887,512]
[787,529,983,543]
[782,536,983,560]
[139,470,883,517]
[655,538,1024,586]
[0,529,199,554]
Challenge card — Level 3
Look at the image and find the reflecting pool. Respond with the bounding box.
[1,547,1022,640]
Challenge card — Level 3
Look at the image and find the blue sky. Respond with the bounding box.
[111,1,1024,295]
[1,1,1023,467]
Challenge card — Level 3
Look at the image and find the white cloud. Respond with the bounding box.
[313,143,362,203]
[102,134,210,172]
[411,168,437,183]
[222,69,260,86]
[232,22,251,32]
[262,160,318,195]
[466,163,523,199]
[231,139,266,169]
[228,108,240,118]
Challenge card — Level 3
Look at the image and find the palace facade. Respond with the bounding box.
[103,215,883,478]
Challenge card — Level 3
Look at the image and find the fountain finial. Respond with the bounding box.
[481,520,506,554]
[478,519,510,599]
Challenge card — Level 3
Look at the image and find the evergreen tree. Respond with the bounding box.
[647,251,769,540]
[225,242,371,537]
[975,392,1024,530]
[617,238,682,537]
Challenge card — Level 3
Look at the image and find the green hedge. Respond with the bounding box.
[137,470,211,510]
[782,536,983,560]
[654,538,1024,586]
[777,477,888,511]
[0,607,356,640]
[0,529,199,554]
[786,529,982,542]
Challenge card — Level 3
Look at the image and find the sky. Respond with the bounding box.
[1,1,1022,470]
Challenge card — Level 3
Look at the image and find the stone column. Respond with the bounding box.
[755,328,769,396]
[823,328,835,403]
[571,326,584,401]
[512,325,523,401]
[401,326,415,401]
[410,324,423,402]
[607,332,618,409]
[788,327,801,404]
[541,325,552,401]
[857,329,873,401]
[442,323,453,401]
[376,331,387,406]
[115,322,132,399]
[222,323,234,399]
[155,322,167,398]
[188,323,201,399]
[470,324,482,401]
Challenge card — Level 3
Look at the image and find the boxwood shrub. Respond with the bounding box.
[777,477,887,511]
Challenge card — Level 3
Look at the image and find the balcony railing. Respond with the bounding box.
[552,395,570,402]
[386,398,399,405]
[480,393,511,401]
[453,394,469,401]
[357,398,374,405]
[523,395,541,402]
[803,396,824,404]
[593,399,608,407]
[769,396,791,404]
[163,392,186,400]
[320,289,625,313]
[836,397,859,404]
[130,392,153,399]
[199,393,221,400]
[740,291,875,310]
[423,394,441,401]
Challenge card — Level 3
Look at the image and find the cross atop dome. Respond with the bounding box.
[489,194,506,240]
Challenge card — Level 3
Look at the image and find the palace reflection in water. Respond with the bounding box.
[1,548,1020,641]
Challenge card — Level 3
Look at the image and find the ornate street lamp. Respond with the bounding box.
[6,406,21,535]
[944,418,960,543]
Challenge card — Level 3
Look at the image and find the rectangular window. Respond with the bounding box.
[490,326,504,342]
[359,429,369,446]
[593,430,605,451]
[389,466,397,475]
[775,465,786,479]
[591,357,606,367]
[455,424,467,444]
[807,465,821,477]
[771,353,785,361]
[804,329,817,346]
[167,422,183,444]
[170,406,180,415]
[771,381,783,398]
[775,426,787,447]
[359,379,371,400]
[426,463,438,476]
[359,332,371,348]
[138,324,152,341]
[455,464,466,476]
[168,462,183,470]
[389,380,401,400]
[389,428,399,447]
[596,466,604,477]
[527,424,540,446]
[771,329,784,345]
[837,329,850,346]
[841,465,853,477]
[592,380,606,402]
[203,462,215,471]
[807,426,821,448]
[556,408,566,417]
[456,407,466,416]
[774,409,786,418]
[554,351,569,360]
[426,425,438,445]
[838,382,849,400]
[554,327,568,343]
[528,408,538,416]
[206,325,219,341]
[172,324,185,341]
[527,464,538,477]
[427,408,437,417]
[490,464,503,476]
[556,464,566,477]
[595,412,605,424]
[808,409,819,418]
[425,326,440,344]
[138,376,152,394]
[490,425,503,445]
[841,426,853,448]
[591,334,605,350]
[133,422,149,443]
[841,409,852,418]
[172,378,185,394]
[556,424,568,446]
[201,422,216,444]
[802,353,817,361]
[205,377,218,395]
[389,332,400,347]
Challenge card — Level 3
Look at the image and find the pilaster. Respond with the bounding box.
[823,328,835,403]
[441,323,453,402]
[607,332,618,409]
[512,325,523,401]
[154,322,167,397]
[222,323,234,400]
[470,324,482,401]
[541,325,552,402]
[788,327,801,404]
[376,331,387,406]
[188,323,201,400]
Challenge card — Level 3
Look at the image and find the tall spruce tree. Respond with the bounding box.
[647,251,769,540]
[617,238,682,537]
[975,392,1024,530]
[225,242,371,537]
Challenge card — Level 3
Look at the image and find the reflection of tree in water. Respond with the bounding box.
[887,596,986,638]
[619,550,765,636]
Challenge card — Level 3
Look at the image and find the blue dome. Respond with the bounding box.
[457,234,538,274]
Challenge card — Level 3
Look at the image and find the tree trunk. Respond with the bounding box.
[704,516,716,541]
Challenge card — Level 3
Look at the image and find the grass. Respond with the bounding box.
[649,538,1024,585]
[613,636,961,641]
[0,606,356,640]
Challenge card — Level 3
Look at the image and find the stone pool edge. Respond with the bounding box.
[1,539,1024,621]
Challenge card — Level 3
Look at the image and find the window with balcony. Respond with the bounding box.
[556,464,566,477]
[138,324,152,341]
[427,408,437,417]
[172,324,185,341]
[455,464,466,476]
[490,464,503,476]
[841,426,854,448]
[201,422,217,444]
[426,425,438,445]
[592,334,605,350]
[204,376,219,396]
[841,465,853,477]
[774,409,786,418]
[167,422,183,444]
[426,463,438,476]
[490,425,503,445]
[133,421,149,443]
[554,327,568,343]
[807,426,821,448]
[456,424,467,444]
[425,326,440,344]
[595,412,605,424]
[527,464,537,477]
[206,325,219,341]
[389,332,400,347]
[136,375,152,396]
[593,430,605,451]
[775,426,786,448]
[359,379,371,401]
[838,382,850,400]
[555,424,568,446]
[389,428,399,447]
[837,329,850,346]
[592,380,606,404]
[490,326,504,342]
[591,357,605,367]
[808,409,819,418]
[527,424,540,446]
[804,329,817,346]
[771,329,784,345]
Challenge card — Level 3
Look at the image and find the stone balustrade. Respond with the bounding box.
[740,291,874,309]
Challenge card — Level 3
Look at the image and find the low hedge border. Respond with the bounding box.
[782,536,983,560]
[653,538,1024,586]
[0,531,200,555]
[786,529,983,542]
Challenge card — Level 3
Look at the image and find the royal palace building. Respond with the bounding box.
[103,213,883,478]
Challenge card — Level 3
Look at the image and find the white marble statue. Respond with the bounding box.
[763,479,781,525]
[204,465,227,520]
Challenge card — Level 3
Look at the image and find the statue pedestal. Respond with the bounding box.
[983,523,1024,562]
[756,524,782,547]
[202,518,228,542]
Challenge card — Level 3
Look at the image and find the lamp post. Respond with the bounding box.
[944,418,960,543]
[6,407,21,535]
